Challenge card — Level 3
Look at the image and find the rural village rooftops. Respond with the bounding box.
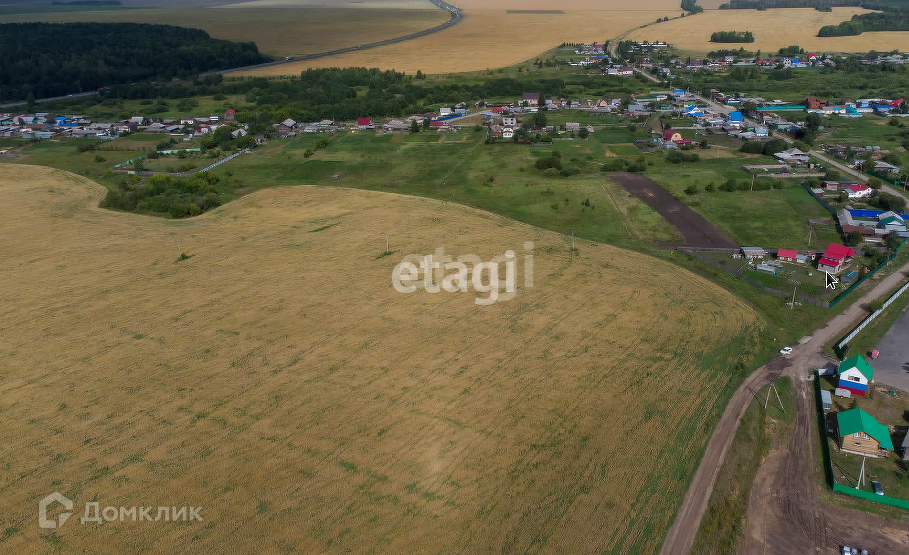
[836,408,893,450]
[777,249,798,259]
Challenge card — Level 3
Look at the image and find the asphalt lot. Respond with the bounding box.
[871,305,909,392]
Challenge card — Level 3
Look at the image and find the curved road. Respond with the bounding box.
[660,262,909,555]
[217,0,462,75]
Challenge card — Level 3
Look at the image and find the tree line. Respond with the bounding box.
[710,30,756,43]
[718,0,861,9]
[818,10,909,36]
[681,0,704,14]
[0,22,269,102]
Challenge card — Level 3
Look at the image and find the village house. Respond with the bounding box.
[522,93,539,107]
[837,355,874,396]
[776,249,798,262]
[502,116,517,127]
[224,108,236,121]
[565,122,580,133]
[836,407,893,457]
[817,243,855,274]
[878,211,906,232]
[662,130,683,144]
[740,246,766,259]
[357,117,372,130]
[845,183,873,199]
[277,118,296,132]
[774,147,810,165]
[502,127,514,139]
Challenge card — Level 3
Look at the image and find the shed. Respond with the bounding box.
[821,389,832,411]
[902,429,909,461]
[841,270,859,283]
[834,387,852,398]
[777,248,798,261]
[741,246,766,259]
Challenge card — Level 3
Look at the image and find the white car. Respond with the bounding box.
[780,347,793,355]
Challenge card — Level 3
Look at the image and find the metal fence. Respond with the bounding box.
[828,238,908,307]
[835,278,909,354]
[801,182,836,215]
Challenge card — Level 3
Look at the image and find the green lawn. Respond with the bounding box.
[643,157,838,249]
[208,131,681,248]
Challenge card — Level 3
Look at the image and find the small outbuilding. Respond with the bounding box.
[821,389,832,411]
[902,429,909,461]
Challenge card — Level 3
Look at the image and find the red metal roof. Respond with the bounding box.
[818,257,840,267]
[662,130,678,140]
[429,121,443,127]
[847,183,870,192]
[823,244,855,261]
[777,249,798,258]
[357,117,371,126]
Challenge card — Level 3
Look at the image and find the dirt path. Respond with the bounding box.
[660,264,909,555]
[609,172,738,248]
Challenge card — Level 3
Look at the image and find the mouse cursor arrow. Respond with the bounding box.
[825,271,839,290]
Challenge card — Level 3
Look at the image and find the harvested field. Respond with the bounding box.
[0,165,761,554]
[218,0,434,8]
[626,8,909,55]
[234,9,663,75]
[610,172,739,248]
[0,6,448,57]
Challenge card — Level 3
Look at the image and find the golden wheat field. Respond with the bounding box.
[235,9,666,76]
[0,6,448,57]
[627,7,909,55]
[0,164,761,553]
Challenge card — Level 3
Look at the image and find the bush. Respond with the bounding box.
[684,184,699,195]
[559,166,580,177]
[667,150,700,163]
[94,154,106,163]
[741,141,764,154]
[536,156,562,171]
[705,182,716,192]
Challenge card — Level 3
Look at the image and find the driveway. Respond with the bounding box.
[871,304,909,392]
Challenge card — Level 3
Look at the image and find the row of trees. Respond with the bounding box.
[719,0,860,9]
[818,10,909,36]
[710,30,756,43]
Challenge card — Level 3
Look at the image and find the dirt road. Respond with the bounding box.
[660,264,909,555]
[609,172,739,248]
[739,360,909,555]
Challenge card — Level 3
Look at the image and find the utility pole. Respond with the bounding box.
[790,280,800,311]
[750,171,755,191]
[856,455,867,489]
[385,233,389,254]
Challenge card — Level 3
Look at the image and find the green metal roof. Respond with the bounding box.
[880,216,904,226]
[837,408,894,450]
[837,354,874,381]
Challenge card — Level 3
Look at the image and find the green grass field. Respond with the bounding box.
[642,157,838,249]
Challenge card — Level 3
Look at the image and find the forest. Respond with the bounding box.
[0,22,269,102]
[710,30,756,43]
[818,9,909,35]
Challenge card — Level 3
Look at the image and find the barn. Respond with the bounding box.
[837,407,893,457]
[836,354,874,396]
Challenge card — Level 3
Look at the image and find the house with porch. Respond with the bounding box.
[836,407,893,457]
[776,248,798,262]
[845,183,873,199]
[817,243,855,273]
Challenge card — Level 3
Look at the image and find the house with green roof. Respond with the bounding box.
[837,408,894,457]
[836,354,873,396]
